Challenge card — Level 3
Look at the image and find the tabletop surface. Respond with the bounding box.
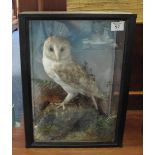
[13,110,143,155]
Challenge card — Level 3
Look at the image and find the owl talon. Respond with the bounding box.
[54,102,60,106]
[56,103,66,110]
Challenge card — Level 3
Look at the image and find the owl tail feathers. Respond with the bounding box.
[97,100,109,116]
[91,96,98,110]
[91,90,110,115]
[93,96,109,116]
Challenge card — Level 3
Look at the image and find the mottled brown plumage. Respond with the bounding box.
[54,61,103,98]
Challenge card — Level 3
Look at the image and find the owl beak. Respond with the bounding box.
[55,50,60,61]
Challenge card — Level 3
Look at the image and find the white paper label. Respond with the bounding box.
[111,21,125,31]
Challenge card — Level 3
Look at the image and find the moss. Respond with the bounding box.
[95,114,117,141]
[32,79,117,142]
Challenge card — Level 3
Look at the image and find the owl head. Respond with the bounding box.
[43,36,72,62]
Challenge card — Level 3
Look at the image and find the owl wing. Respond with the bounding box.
[54,62,103,98]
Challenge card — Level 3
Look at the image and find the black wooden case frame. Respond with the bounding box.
[19,12,136,148]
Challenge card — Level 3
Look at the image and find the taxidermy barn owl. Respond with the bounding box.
[42,36,105,112]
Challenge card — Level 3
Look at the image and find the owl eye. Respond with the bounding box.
[49,47,54,52]
[60,47,65,52]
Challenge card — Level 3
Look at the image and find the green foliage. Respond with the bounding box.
[32,79,117,142]
[34,104,116,142]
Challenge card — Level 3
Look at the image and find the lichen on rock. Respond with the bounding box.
[32,79,117,142]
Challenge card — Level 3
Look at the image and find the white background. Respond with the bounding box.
[143,0,155,154]
[0,1,12,155]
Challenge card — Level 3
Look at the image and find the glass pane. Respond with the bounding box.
[29,20,125,142]
[12,30,23,127]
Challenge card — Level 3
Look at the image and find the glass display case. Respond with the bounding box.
[19,12,136,147]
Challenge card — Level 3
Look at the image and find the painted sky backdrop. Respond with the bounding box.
[29,20,124,97]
